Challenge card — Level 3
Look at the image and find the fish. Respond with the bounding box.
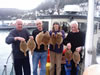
[42,31,50,50]
[50,32,57,50]
[20,41,28,56]
[27,38,36,55]
[56,32,63,48]
[65,49,73,64]
[73,51,80,67]
[35,32,44,50]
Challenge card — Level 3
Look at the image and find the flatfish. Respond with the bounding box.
[35,32,44,49]
[27,38,36,55]
[42,31,50,50]
[50,32,57,50]
[20,41,28,56]
[65,49,73,64]
[73,51,80,67]
[56,32,63,48]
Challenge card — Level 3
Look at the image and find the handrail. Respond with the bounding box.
[2,52,13,75]
[10,63,14,75]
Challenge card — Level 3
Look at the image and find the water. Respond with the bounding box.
[0,30,12,75]
[0,29,33,75]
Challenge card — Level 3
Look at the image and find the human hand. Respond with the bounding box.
[58,32,62,36]
[14,37,25,41]
[29,36,34,39]
[76,47,82,52]
[43,30,46,33]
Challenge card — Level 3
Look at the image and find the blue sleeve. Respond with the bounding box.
[49,30,52,36]
[61,30,65,39]
[6,30,15,44]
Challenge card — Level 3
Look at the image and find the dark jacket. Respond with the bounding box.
[63,31,85,53]
[32,28,47,52]
[6,28,30,59]
[49,30,65,53]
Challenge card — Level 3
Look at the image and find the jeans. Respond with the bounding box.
[32,51,47,75]
[71,60,77,75]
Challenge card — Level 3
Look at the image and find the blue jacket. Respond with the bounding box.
[49,30,65,53]
[6,28,30,59]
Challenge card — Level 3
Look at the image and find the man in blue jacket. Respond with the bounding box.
[6,19,33,75]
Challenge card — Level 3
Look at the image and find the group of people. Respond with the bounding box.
[6,19,85,75]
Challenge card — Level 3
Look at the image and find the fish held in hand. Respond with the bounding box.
[27,38,36,55]
[56,32,63,48]
[20,41,28,56]
[65,49,73,64]
[73,51,80,67]
[42,31,50,50]
[50,32,56,50]
[35,32,44,50]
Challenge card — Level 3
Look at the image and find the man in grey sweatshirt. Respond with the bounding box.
[6,19,33,75]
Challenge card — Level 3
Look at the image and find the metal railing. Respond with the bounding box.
[2,52,15,75]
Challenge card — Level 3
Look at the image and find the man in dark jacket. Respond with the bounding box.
[32,19,47,75]
[63,20,85,75]
[6,19,33,75]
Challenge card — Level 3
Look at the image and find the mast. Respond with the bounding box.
[85,0,95,68]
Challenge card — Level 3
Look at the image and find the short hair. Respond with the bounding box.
[16,19,23,23]
[35,19,42,25]
[70,20,78,27]
[15,19,23,25]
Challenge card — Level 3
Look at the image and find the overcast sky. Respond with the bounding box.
[0,0,45,10]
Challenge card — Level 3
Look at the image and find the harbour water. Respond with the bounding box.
[0,30,12,75]
[0,29,33,75]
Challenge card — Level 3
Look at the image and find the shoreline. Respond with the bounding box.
[0,25,36,30]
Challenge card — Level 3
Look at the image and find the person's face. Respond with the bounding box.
[53,24,59,31]
[36,22,43,30]
[67,43,71,50]
[16,20,23,31]
[71,24,78,32]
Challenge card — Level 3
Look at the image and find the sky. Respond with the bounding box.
[0,0,45,10]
